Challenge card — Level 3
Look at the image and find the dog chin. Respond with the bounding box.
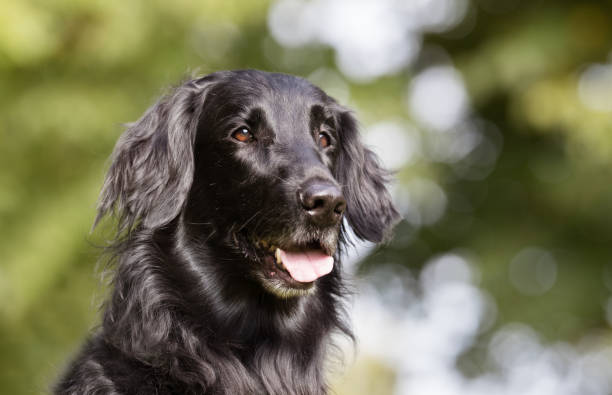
[257,273,317,299]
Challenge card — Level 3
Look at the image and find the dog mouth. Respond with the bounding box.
[231,226,339,297]
[237,235,337,298]
[254,240,334,284]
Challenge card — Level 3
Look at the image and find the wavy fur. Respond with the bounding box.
[54,70,398,395]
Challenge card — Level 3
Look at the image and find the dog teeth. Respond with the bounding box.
[274,248,287,270]
[255,242,286,271]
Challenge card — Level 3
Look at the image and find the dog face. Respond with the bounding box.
[96,70,399,298]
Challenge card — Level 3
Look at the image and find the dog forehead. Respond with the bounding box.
[207,71,332,138]
[260,91,318,133]
[210,70,325,101]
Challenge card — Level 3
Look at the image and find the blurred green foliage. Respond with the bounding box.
[2,0,612,393]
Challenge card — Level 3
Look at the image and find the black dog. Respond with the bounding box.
[55,70,398,395]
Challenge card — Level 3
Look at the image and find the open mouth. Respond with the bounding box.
[253,239,335,294]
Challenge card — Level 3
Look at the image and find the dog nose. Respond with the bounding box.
[299,181,346,225]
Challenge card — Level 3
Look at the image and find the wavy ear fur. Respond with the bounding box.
[335,110,400,243]
[95,77,214,233]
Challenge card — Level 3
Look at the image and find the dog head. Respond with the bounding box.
[96,70,399,298]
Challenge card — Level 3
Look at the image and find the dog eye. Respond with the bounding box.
[318,132,331,149]
[232,127,254,143]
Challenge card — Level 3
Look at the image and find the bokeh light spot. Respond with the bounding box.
[509,247,557,296]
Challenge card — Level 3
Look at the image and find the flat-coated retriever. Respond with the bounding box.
[54,70,399,395]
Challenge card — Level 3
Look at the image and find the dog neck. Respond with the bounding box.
[99,223,350,393]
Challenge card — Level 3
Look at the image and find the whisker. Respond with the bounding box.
[237,209,264,232]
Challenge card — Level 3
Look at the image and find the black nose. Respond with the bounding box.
[298,181,346,226]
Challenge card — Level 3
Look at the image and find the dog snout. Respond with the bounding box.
[298,181,346,226]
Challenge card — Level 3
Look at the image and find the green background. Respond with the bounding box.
[1,0,612,393]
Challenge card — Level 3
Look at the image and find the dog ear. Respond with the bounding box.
[94,77,215,233]
[335,110,400,243]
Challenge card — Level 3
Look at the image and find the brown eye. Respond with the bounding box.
[232,127,254,143]
[318,132,331,148]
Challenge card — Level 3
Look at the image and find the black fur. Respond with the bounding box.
[54,70,399,395]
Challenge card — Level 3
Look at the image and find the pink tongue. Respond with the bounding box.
[278,249,334,283]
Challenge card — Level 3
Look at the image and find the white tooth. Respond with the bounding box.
[275,248,282,265]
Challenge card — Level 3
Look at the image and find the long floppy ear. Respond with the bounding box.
[335,110,400,243]
[94,77,214,233]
